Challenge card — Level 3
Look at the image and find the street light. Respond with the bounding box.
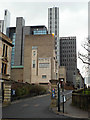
[61,79,64,113]
[58,80,60,112]
[58,78,64,113]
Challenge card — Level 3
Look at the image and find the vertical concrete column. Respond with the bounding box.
[49,79,58,107]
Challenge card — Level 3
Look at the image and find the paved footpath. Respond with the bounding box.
[52,97,89,119]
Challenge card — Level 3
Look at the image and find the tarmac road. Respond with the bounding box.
[2,94,70,118]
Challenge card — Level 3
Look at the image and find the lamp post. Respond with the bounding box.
[58,80,60,112]
[61,78,64,113]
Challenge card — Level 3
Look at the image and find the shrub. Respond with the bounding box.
[11,82,47,101]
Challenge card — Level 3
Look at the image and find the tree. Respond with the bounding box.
[78,38,90,66]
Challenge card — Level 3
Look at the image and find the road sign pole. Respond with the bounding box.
[58,82,60,112]
[62,83,64,113]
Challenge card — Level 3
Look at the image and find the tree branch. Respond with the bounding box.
[78,56,90,65]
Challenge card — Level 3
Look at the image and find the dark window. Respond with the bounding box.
[1,63,7,74]
[55,46,57,50]
[55,25,57,29]
[55,30,57,35]
[5,10,7,15]
[55,8,57,19]
[5,46,8,57]
[2,44,5,57]
[50,21,52,25]
[55,21,57,24]
[33,60,35,68]
[50,17,52,19]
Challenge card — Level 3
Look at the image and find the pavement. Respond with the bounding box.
[51,97,89,119]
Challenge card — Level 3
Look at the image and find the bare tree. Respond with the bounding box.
[78,38,90,66]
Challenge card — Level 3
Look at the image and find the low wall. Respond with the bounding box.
[72,93,90,111]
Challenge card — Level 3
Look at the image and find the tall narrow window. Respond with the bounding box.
[33,60,35,68]
[1,63,7,74]
[5,46,8,57]
[1,63,4,74]
[4,64,7,74]
[2,44,5,57]
[33,51,36,56]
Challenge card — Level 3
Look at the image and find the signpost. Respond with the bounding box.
[58,82,60,112]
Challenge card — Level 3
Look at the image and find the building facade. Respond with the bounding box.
[6,27,16,66]
[0,10,10,35]
[3,9,10,35]
[23,34,57,84]
[60,36,77,85]
[0,32,13,103]
[48,7,60,65]
[73,69,84,89]
[0,20,4,33]
[6,17,48,67]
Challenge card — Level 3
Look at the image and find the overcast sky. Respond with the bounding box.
[0,1,88,77]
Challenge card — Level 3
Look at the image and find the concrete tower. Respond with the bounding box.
[3,9,10,34]
[48,7,60,65]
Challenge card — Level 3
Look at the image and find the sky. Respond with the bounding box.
[0,1,88,77]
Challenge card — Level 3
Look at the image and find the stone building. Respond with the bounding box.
[24,34,57,84]
[6,17,48,67]
[11,34,57,86]
[0,32,13,103]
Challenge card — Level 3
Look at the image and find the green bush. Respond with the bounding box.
[11,82,47,100]
[29,85,46,95]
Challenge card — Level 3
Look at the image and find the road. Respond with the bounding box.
[2,94,71,118]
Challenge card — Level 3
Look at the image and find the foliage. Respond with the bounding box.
[11,82,47,100]
[82,88,90,95]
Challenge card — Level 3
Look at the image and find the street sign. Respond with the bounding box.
[52,88,55,98]
[12,90,15,95]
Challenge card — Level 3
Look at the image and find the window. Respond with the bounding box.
[55,30,57,35]
[50,17,52,20]
[42,75,47,79]
[5,10,7,15]
[32,60,35,68]
[2,44,5,57]
[5,46,8,57]
[33,29,47,35]
[1,63,7,74]
[33,51,36,56]
[39,63,49,68]
[32,46,37,49]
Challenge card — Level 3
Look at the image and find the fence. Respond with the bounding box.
[72,91,90,111]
